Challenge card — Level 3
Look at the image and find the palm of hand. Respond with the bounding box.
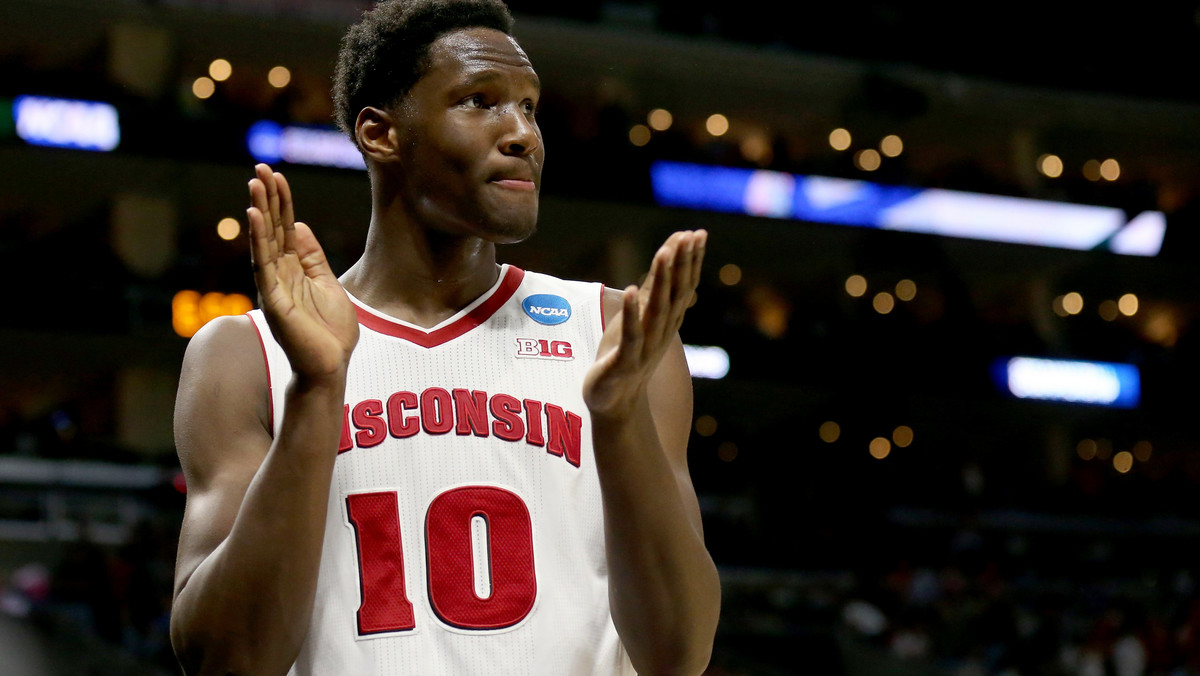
[249,165,359,380]
[584,230,706,417]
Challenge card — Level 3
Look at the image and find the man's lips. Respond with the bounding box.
[490,178,536,191]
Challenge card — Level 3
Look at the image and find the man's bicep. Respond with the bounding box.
[172,315,273,598]
[647,335,705,534]
[599,286,703,531]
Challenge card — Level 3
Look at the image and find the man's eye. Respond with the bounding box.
[523,101,536,115]
[468,95,488,108]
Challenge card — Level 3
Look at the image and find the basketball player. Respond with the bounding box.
[169,1,720,674]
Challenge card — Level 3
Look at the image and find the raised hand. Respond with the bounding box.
[248,163,359,381]
[584,230,706,418]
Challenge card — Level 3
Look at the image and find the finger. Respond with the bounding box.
[256,164,284,248]
[640,249,659,314]
[620,284,643,365]
[248,178,276,249]
[247,207,278,298]
[670,232,695,304]
[275,172,297,254]
[652,233,685,307]
[679,230,706,327]
[644,240,676,348]
[690,230,707,292]
[665,234,696,333]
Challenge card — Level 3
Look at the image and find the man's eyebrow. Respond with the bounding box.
[456,67,541,92]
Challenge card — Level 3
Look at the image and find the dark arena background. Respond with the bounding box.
[1,1,1199,674]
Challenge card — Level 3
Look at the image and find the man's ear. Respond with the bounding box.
[355,106,400,163]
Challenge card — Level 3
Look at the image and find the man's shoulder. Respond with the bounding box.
[180,314,270,399]
[516,267,609,295]
[513,267,619,328]
[186,314,262,362]
[176,313,271,439]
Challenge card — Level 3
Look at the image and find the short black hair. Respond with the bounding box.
[332,0,515,144]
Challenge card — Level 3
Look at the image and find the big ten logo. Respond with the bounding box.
[515,338,573,361]
[172,290,254,337]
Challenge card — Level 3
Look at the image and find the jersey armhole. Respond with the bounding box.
[247,313,275,436]
[598,283,608,333]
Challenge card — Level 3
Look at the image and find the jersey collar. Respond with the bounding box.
[347,265,525,348]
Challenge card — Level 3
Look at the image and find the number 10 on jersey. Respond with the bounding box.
[345,485,537,634]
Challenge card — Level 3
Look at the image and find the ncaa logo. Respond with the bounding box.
[521,294,571,326]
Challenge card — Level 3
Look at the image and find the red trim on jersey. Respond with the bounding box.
[597,282,609,333]
[599,283,608,333]
[354,266,526,348]
[247,314,275,434]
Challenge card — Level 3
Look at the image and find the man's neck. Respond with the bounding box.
[339,215,502,330]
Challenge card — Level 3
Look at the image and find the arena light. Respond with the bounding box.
[718,264,742,286]
[853,148,881,172]
[1038,153,1063,178]
[14,96,120,151]
[246,120,365,170]
[991,356,1140,408]
[829,128,851,151]
[209,58,232,82]
[216,217,241,241]
[649,161,1166,256]
[705,114,729,137]
[683,344,730,379]
[880,134,903,157]
[818,421,840,443]
[647,108,673,131]
[1100,158,1120,181]
[268,66,292,88]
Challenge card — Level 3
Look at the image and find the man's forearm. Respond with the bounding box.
[172,374,346,676]
[591,401,721,676]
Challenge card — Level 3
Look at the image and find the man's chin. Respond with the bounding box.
[482,204,539,244]
[489,217,538,244]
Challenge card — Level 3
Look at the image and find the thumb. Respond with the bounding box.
[293,222,337,279]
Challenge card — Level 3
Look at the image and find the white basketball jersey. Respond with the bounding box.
[247,265,637,676]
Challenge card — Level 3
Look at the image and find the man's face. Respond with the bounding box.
[391,27,544,243]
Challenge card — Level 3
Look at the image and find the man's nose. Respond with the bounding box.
[498,107,539,157]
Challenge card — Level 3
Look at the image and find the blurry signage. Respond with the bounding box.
[246,120,366,170]
[13,95,120,151]
[683,344,730,379]
[173,290,254,338]
[991,356,1140,408]
[650,161,1166,256]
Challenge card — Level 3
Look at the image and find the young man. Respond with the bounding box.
[169,1,720,674]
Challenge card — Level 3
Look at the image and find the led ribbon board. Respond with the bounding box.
[991,356,1140,408]
[247,121,365,170]
[650,161,1166,256]
[14,96,120,151]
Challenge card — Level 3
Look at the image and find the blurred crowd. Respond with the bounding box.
[836,536,1200,676]
[1,518,178,675]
